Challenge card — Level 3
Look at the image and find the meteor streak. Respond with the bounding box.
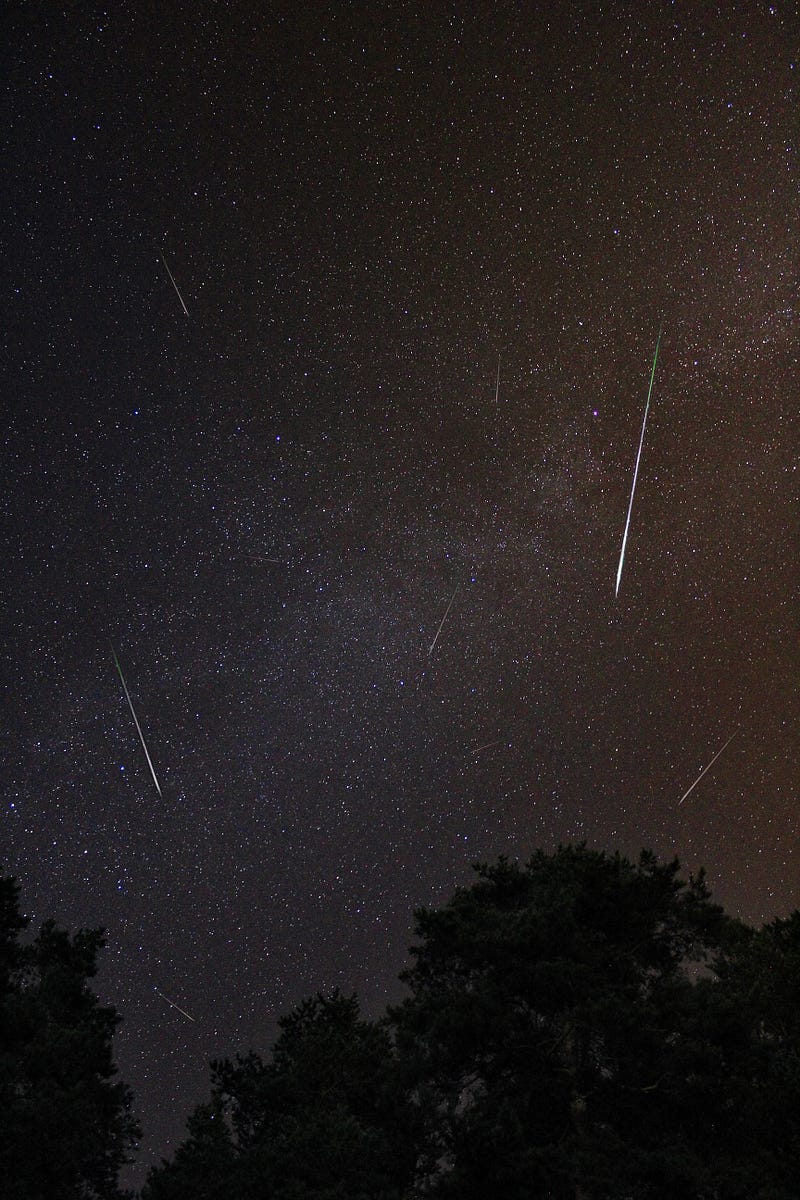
[111,643,162,796]
[155,989,196,1022]
[494,355,501,405]
[158,251,189,316]
[615,326,662,597]
[677,728,739,806]
[472,738,503,755]
[428,587,458,656]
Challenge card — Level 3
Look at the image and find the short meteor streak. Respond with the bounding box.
[155,989,196,1022]
[677,728,739,806]
[111,644,162,797]
[472,738,504,755]
[494,355,501,405]
[158,251,189,317]
[615,326,662,597]
[428,588,458,656]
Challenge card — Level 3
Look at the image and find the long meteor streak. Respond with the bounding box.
[428,587,458,656]
[677,728,739,806]
[155,989,196,1022]
[158,251,190,317]
[111,644,162,796]
[615,327,662,597]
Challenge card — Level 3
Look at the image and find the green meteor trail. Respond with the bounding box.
[615,326,663,598]
[111,643,162,796]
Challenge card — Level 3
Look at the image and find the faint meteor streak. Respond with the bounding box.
[677,728,739,806]
[155,989,196,1022]
[158,251,190,316]
[111,643,162,796]
[494,355,501,405]
[615,326,662,597]
[472,738,503,755]
[428,588,458,656]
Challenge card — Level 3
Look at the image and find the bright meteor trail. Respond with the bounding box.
[677,728,739,806]
[158,251,190,317]
[615,327,662,597]
[111,643,162,796]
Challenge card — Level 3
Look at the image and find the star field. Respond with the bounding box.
[2,2,797,1187]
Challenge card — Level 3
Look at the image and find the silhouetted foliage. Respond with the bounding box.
[142,990,419,1200]
[143,847,800,1199]
[0,874,140,1200]
[699,910,800,1197]
[136,1099,235,1200]
[391,845,800,1199]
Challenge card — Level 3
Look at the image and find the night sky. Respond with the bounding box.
[2,2,797,1187]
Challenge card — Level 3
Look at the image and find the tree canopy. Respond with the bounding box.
[391,846,747,1198]
[0,874,140,1200]
[7,847,798,1199]
[144,845,800,1199]
[141,989,419,1200]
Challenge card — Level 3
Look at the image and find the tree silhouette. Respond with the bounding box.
[143,846,800,1199]
[390,846,753,1198]
[0,874,139,1200]
[142,990,418,1200]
